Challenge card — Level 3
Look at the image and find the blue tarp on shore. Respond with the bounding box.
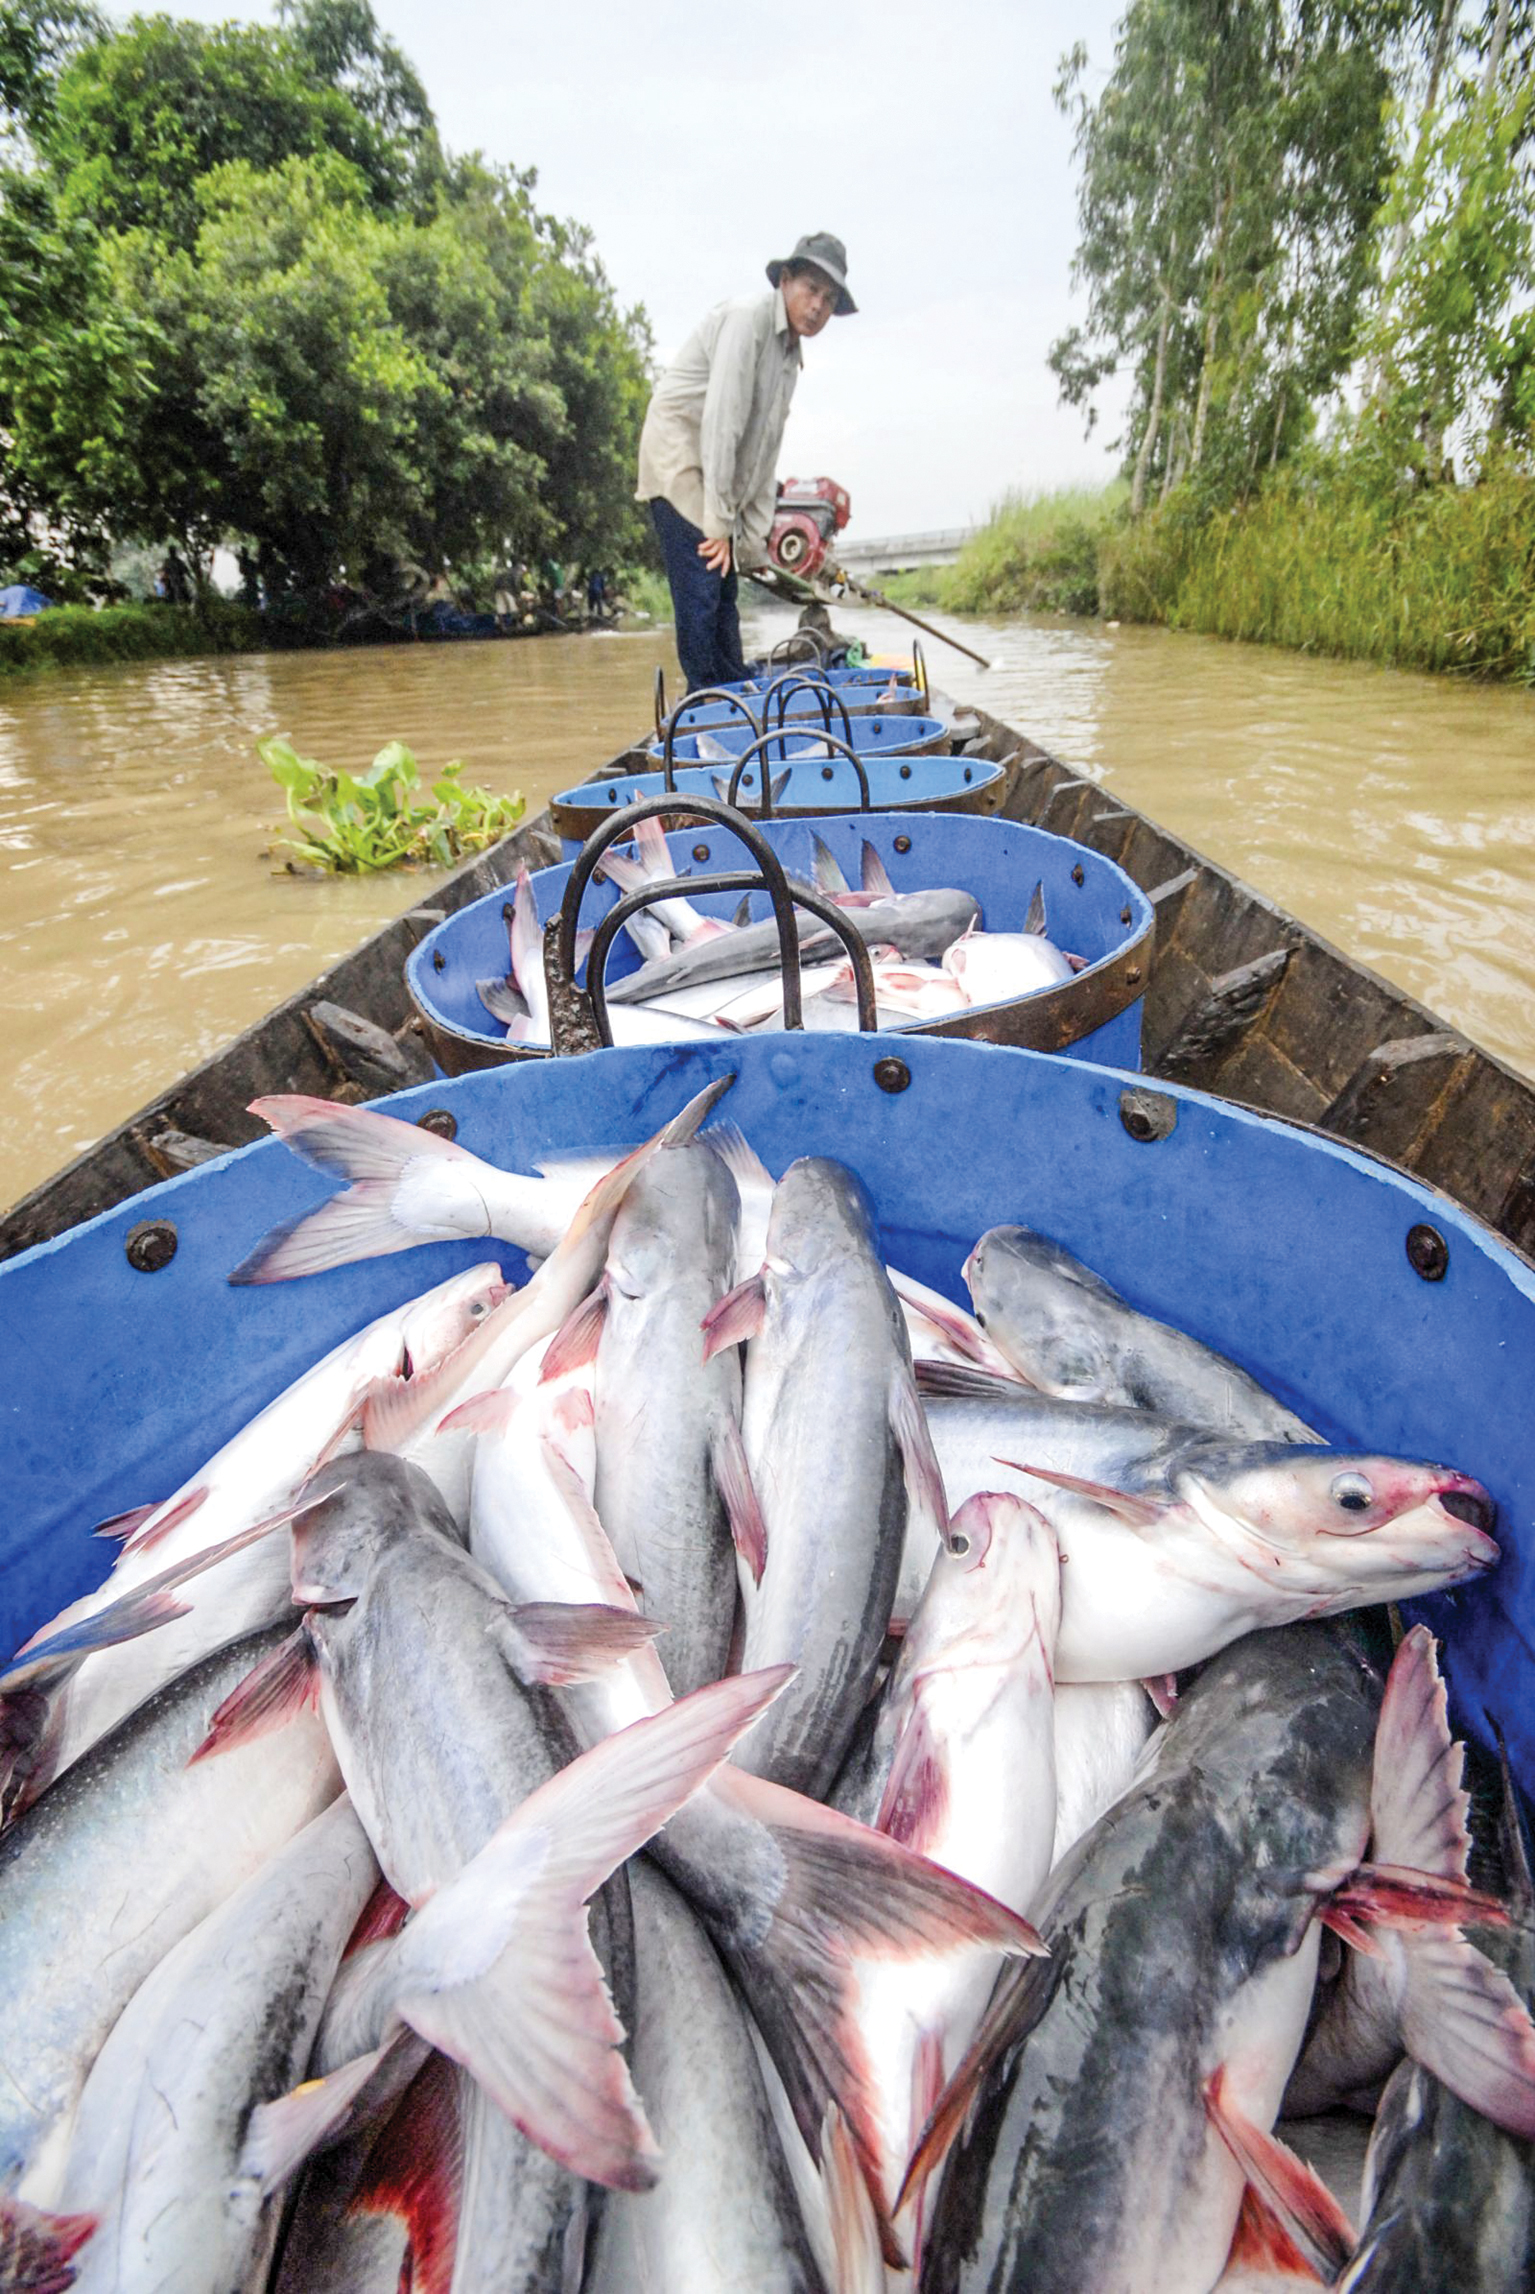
[0,585,51,617]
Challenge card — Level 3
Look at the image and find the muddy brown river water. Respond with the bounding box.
[1,603,1531,1211]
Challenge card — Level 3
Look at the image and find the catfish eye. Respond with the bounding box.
[1330,1471,1374,1513]
[948,1531,971,1557]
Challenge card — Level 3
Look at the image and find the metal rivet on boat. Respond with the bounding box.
[432,950,445,972]
[1072,864,1086,886]
[607,788,617,803]
[693,844,710,863]
[417,1109,458,1140]
[874,1057,911,1094]
[822,765,835,781]
[1120,905,1132,924]
[894,835,911,854]
[1119,1087,1177,1144]
[502,901,515,921]
[125,1219,177,1273]
[1126,965,1143,985]
[900,764,912,780]
[1406,1223,1449,1281]
[963,768,973,783]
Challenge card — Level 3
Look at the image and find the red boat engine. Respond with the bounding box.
[766,476,851,579]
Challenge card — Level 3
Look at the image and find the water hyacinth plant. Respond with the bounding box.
[262,736,524,873]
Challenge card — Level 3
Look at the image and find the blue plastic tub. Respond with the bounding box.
[4,1033,1532,1792]
[405,810,1152,1071]
[669,682,927,731]
[645,714,950,769]
[549,753,1012,852]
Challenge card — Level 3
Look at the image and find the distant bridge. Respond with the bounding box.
[836,525,976,573]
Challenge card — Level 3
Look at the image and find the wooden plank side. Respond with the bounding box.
[1204,1031,1332,1127]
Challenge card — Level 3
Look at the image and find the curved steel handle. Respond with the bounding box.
[724,727,872,814]
[653,665,667,738]
[762,672,854,746]
[659,686,763,789]
[768,626,826,667]
[555,792,878,1045]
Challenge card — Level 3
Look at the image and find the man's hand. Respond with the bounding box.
[697,535,732,575]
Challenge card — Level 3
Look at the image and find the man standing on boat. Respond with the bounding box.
[636,232,855,693]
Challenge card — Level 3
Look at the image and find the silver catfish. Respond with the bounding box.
[55,1798,379,2294]
[963,1226,1314,1438]
[583,1140,757,1696]
[849,1492,1063,2228]
[1,1261,508,1810]
[1338,1758,1535,2291]
[917,1623,1535,2294]
[922,1376,1498,1680]
[719,1156,947,1799]
[258,1451,787,2203]
[582,1861,829,2294]
[433,1383,1042,2207]
[607,888,981,1005]
[0,1622,340,2219]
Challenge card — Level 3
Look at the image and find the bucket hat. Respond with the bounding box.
[767,232,856,316]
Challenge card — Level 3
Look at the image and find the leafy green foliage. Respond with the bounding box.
[1052,0,1394,512]
[0,596,259,670]
[943,486,1127,616]
[1100,453,1535,680]
[261,735,525,873]
[1047,3,1535,684]
[0,0,651,599]
[40,12,413,243]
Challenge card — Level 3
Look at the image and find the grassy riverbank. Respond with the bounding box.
[0,600,263,676]
[912,467,1535,685]
[0,571,669,677]
[1099,461,1535,681]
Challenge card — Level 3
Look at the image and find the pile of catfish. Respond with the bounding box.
[2,1071,1532,2294]
[483,818,1078,1047]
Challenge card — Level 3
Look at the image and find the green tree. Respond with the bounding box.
[1356,0,1535,475]
[0,0,101,152]
[0,163,151,586]
[1052,1,1397,510]
[0,0,654,601]
[40,12,416,244]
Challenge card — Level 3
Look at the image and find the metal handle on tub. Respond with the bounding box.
[761,673,854,746]
[551,792,879,1049]
[725,727,872,812]
[659,687,764,790]
[767,626,827,667]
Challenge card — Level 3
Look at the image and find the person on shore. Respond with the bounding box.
[636,231,855,693]
[157,546,192,607]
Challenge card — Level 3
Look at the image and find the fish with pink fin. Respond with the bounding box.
[910,1621,1535,2294]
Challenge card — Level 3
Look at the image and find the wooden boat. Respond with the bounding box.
[5,693,1535,1270]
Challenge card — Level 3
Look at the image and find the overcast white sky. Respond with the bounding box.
[161,0,1132,536]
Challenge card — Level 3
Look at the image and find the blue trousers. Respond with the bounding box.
[649,495,747,694]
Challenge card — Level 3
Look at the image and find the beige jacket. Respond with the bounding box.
[636,287,801,567]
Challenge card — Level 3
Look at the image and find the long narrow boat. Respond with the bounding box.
[4,695,1534,1263]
